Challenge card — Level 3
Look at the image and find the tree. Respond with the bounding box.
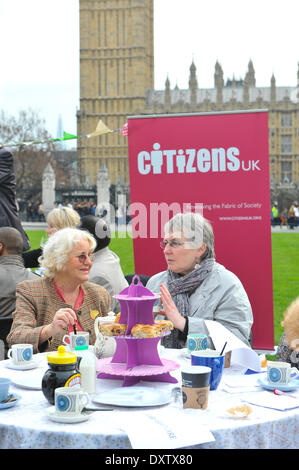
[0,108,55,195]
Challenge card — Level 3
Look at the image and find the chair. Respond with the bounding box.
[125,274,150,287]
[0,317,13,360]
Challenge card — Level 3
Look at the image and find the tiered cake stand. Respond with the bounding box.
[96,275,179,386]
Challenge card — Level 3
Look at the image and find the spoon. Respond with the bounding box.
[273,389,298,399]
[1,394,18,404]
[82,407,114,412]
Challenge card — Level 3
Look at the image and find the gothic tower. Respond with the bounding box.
[77,0,154,184]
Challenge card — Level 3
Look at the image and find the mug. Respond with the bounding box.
[191,349,225,390]
[187,334,208,354]
[267,361,299,385]
[62,332,89,350]
[0,378,11,402]
[54,387,89,416]
[181,365,211,410]
[8,344,33,365]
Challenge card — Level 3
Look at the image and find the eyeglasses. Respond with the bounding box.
[75,253,95,263]
[160,240,185,250]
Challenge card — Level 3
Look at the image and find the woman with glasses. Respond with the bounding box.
[7,228,110,352]
[146,212,253,349]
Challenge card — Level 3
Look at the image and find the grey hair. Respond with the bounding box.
[40,227,96,279]
[164,212,215,261]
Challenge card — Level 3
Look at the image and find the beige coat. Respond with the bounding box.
[7,277,111,352]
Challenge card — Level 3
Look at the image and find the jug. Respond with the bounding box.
[94,313,117,359]
[42,345,82,405]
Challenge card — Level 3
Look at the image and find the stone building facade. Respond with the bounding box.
[77,0,154,184]
[77,0,299,188]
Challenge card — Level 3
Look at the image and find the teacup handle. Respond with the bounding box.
[7,349,12,359]
[290,367,299,379]
[62,335,69,345]
[94,317,100,336]
[79,392,90,410]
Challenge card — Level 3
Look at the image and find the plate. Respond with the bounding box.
[92,386,171,408]
[257,377,299,392]
[0,394,21,410]
[4,358,40,371]
[11,374,42,390]
[47,407,90,423]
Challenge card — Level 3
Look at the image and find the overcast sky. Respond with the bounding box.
[0,0,298,141]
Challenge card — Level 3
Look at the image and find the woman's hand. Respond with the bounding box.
[160,283,186,332]
[39,308,77,344]
[50,308,77,336]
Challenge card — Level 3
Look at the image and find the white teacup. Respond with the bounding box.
[55,387,89,416]
[8,344,33,365]
[62,332,89,351]
[267,361,299,385]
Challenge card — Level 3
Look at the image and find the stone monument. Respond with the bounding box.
[42,163,56,216]
[96,163,112,222]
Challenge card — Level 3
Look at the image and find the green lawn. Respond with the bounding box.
[26,230,135,275]
[26,230,299,347]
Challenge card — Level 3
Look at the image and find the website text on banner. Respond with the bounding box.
[127,111,274,351]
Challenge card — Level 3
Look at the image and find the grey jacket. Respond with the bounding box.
[88,247,128,314]
[146,262,253,348]
[0,255,38,317]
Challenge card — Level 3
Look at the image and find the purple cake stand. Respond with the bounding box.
[96,275,179,386]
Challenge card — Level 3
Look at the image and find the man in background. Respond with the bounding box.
[0,147,30,251]
[0,227,38,317]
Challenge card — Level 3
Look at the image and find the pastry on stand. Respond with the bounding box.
[96,275,180,386]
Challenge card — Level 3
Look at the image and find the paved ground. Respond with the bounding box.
[271,225,299,233]
[22,221,132,232]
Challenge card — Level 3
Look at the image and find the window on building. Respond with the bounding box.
[281,113,292,127]
[281,135,292,153]
[281,161,292,183]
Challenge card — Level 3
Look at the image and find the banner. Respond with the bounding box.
[127,111,274,350]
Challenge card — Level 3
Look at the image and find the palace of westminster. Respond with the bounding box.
[77,0,299,195]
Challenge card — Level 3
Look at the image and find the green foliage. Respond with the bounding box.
[271,233,299,345]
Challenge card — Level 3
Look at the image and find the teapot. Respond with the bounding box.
[94,313,117,359]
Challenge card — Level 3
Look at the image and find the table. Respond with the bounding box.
[0,348,299,449]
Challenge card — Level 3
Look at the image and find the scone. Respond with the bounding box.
[131,323,163,338]
[114,312,121,323]
[154,319,174,332]
[98,322,127,336]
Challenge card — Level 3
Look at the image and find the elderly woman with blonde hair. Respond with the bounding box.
[22,206,81,268]
[7,228,110,352]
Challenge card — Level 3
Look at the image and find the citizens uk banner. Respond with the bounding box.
[127,111,273,350]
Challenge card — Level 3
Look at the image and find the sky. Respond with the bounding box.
[0,0,298,142]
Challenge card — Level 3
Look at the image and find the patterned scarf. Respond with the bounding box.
[162,258,215,349]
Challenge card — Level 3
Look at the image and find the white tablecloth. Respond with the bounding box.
[0,349,299,449]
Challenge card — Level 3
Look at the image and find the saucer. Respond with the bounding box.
[5,359,39,371]
[0,394,21,410]
[47,407,90,423]
[257,376,299,392]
